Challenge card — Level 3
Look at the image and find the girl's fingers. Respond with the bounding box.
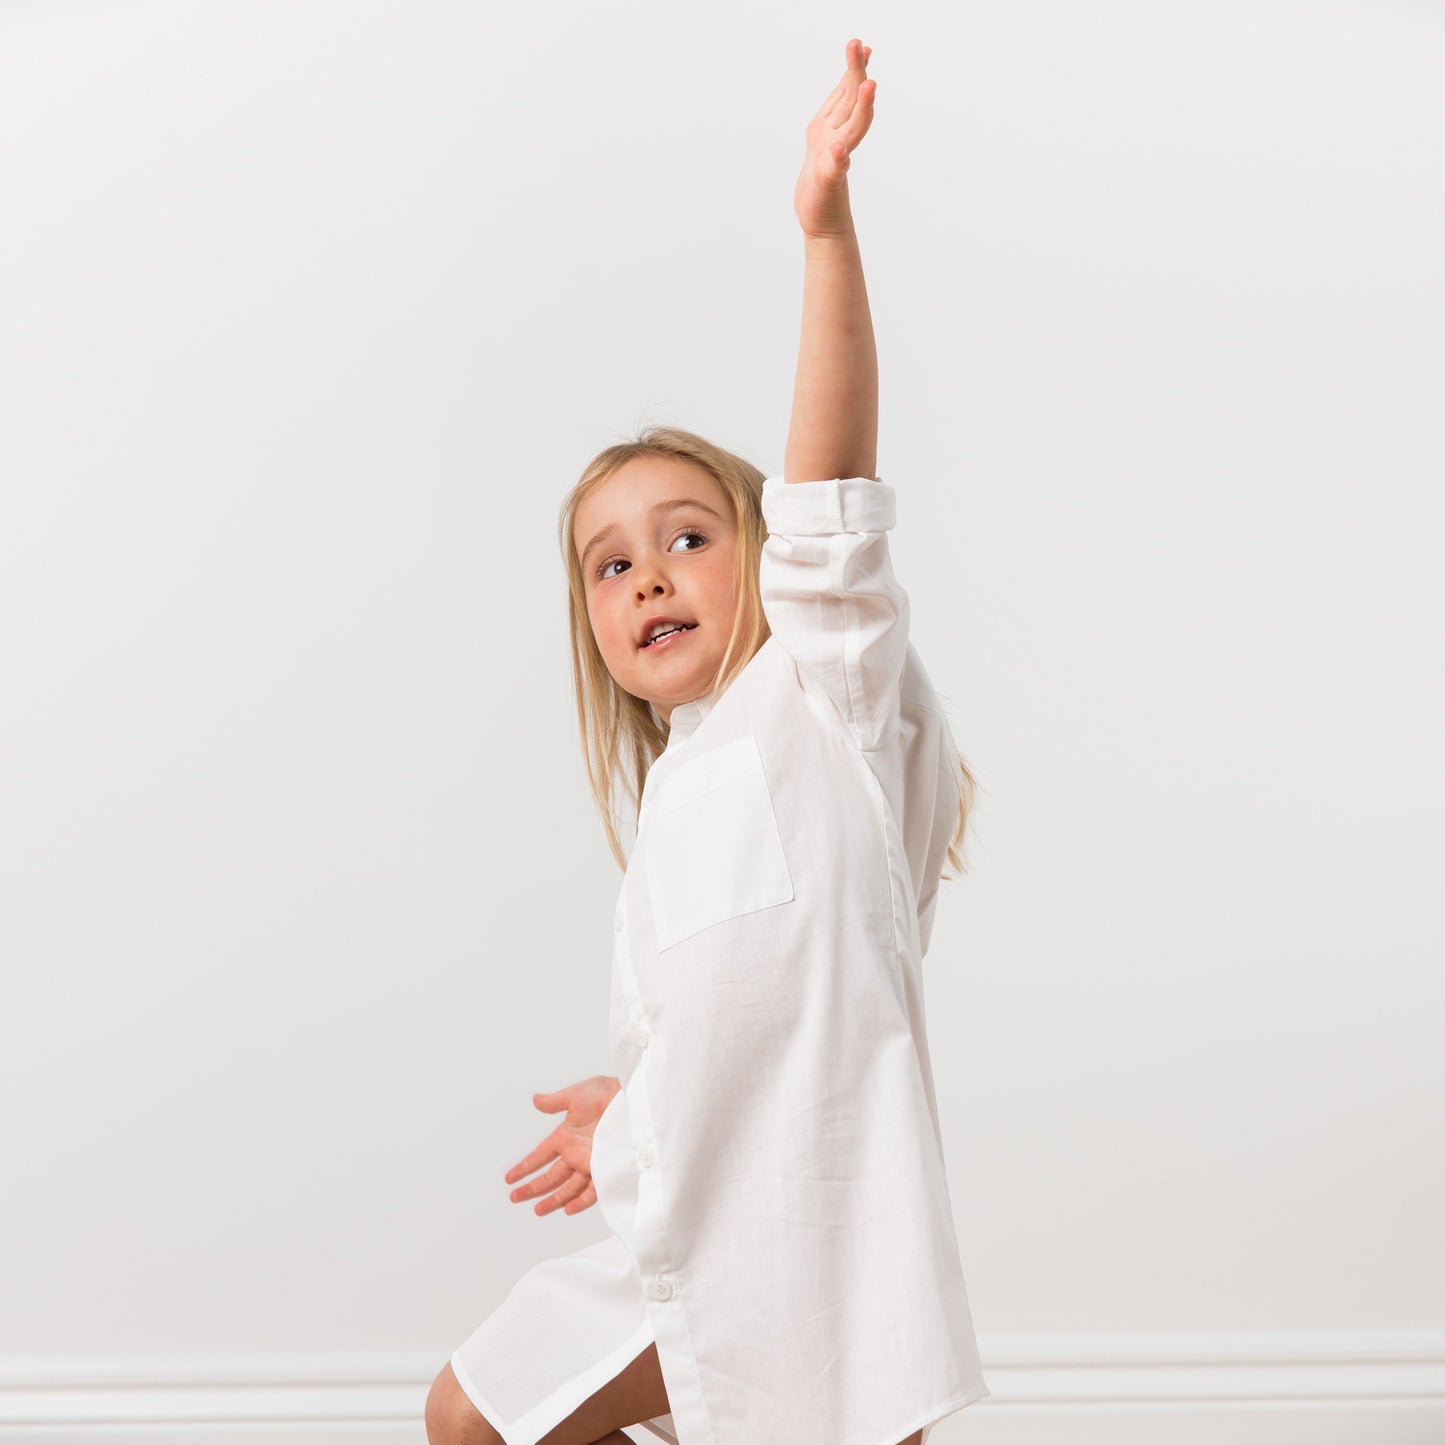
[511,1158,570,1203]
[816,76,846,121]
[828,41,872,126]
[837,79,876,149]
[850,79,877,139]
[823,40,864,118]
[538,1171,589,1215]
[564,1182,598,1215]
[503,1140,559,1184]
[814,38,867,127]
[818,80,874,175]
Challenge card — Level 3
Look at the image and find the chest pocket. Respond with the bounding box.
[644,733,794,952]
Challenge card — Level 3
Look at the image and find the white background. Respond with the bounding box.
[1,0,1441,1437]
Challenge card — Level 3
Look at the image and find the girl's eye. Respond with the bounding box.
[597,531,707,581]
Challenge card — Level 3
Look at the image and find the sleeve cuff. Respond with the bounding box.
[760,476,896,536]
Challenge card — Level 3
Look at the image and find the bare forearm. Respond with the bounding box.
[784,38,879,480]
[783,224,879,484]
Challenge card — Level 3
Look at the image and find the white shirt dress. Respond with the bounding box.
[451,475,990,1445]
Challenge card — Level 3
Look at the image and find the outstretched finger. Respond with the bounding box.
[814,74,847,122]
[503,1137,560,1185]
[817,95,875,187]
[824,39,867,119]
[536,1171,589,1216]
[844,77,877,145]
[563,1181,598,1215]
[510,1157,570,1203]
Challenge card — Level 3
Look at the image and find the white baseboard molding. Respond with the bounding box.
[0,1352,434,1438]
[980,1328,1445,1403]
[0,1333,1441,1442]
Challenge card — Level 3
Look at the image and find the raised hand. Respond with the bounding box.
[503,1074,621,1217]
[793,38,877,240]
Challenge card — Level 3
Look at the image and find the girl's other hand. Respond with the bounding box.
[503,1074,621,1217]
[794,38,876,240]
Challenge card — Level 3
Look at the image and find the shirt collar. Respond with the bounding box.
[662,690,717,750]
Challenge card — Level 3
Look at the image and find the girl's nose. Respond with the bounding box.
[631,556,670,597]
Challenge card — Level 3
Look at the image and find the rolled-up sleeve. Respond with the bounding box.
[758,476,910,754]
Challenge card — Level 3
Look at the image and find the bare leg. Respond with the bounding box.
[538,1343,669,1443]
[425,1364,504,1445]
[427,1353,668,1445]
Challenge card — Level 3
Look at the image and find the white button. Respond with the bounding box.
[636,1144,656,1171]
[614,911,623,933]
[646,1276,674,1302]
[632,1020,651,1048]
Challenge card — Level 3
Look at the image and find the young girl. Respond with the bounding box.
[426,40,989,1445]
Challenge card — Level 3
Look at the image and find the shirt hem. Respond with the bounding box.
[450,1320,656,1445]
[893,1383,993,1445]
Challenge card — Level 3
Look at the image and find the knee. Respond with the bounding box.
[425,1361,503,1445]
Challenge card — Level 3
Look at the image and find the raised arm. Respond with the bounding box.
[784,39,879,485]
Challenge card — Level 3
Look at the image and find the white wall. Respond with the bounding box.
[1,0,1441,1439]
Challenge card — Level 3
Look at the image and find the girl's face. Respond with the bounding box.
[575,456,741,726]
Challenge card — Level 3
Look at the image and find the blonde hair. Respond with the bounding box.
[557,425,977,881]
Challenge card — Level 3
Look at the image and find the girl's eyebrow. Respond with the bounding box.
[581,498,728,568]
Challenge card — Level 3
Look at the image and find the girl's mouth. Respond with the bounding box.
[642,624,697,651]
